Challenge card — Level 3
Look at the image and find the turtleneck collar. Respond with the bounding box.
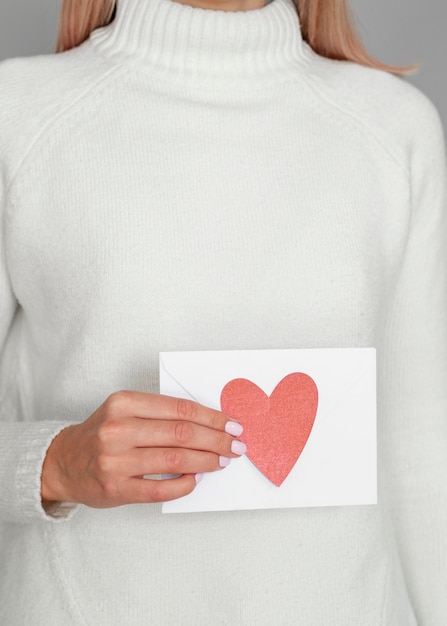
[89,0,309,90]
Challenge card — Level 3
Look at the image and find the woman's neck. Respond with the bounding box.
[171,0,269,11]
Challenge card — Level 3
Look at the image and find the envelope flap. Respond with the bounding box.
[160,348,376,416]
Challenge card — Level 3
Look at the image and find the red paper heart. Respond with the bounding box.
[220,373,318,486]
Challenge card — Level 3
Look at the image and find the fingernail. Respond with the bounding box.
[225,420,244,437]
[195,473,204,484]
[219,456,231,468]
[231,440,247,455]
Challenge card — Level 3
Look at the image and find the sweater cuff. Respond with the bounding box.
[0,422,81,523]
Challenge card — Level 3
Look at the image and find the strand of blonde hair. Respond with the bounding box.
[297,0,416,75]
[56,0,115,53]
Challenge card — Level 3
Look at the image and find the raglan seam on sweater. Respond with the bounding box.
[296,72,411,182]
[4,63,129,208]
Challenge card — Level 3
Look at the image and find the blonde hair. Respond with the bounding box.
[56,0,416,76]
[56,0,116,53]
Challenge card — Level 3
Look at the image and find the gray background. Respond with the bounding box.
[0,0,446,128]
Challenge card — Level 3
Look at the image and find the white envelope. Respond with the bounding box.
[160,347,376,514]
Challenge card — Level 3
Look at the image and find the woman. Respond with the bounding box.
[0,0,446,623]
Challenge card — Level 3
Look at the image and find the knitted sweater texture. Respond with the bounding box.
[0,0,446,623]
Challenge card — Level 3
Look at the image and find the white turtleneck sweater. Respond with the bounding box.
[0,0,446,623]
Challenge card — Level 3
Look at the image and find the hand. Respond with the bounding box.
[41,391,246,508]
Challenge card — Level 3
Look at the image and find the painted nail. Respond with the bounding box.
[195,473,204,484]
[219,456,231,468]
[225,420,244,437]
[231,440,247,455]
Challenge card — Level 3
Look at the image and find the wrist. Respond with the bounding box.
[40,425,75,505]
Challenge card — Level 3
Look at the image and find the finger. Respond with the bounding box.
[124,447,232,476]
[129,419,244,458]
[124,474,199,504]
[103,391,243,435]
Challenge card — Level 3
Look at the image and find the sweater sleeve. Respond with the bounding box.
[0,136,79,525]
[378,96,447,625]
